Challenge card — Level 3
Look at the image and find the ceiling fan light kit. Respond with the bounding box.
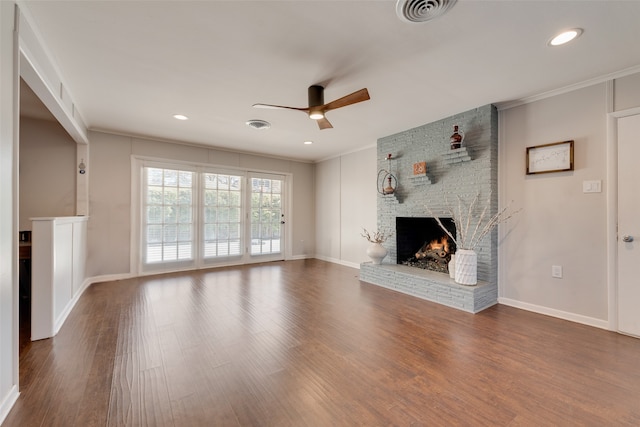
[253,85,370,130]
[396,0,458,23]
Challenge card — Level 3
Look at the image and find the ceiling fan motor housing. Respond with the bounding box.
[308,85,325,119]
[308,85,325,107]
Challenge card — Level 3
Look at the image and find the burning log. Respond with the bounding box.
[415,237,451,263]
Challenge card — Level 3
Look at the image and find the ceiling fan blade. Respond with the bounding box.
[317,116,333,130]
[252,103,308,112]
[323,88,370,112]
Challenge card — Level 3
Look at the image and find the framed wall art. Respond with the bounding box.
[526,140,574,175]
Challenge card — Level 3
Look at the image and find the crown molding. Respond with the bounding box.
[496,64,640,111]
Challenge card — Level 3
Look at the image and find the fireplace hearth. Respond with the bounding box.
[396,217,456,274]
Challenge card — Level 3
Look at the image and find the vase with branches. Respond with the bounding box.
[361,228,392,244]
[426,193,519,285]
[361,228,392,265]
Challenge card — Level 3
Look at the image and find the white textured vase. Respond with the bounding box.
[448,254,456,279]
[454,249,477,285]
[366,243,388,265]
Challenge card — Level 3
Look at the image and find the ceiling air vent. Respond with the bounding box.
[246,119,271,130]
[396,0,457,23]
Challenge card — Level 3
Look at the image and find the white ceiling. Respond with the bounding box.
[19,0,640,162]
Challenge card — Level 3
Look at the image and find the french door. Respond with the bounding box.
[139,161,286,273]
[248,173,285,262]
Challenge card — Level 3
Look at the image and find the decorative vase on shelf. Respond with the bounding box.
[450,125,464,150]
[448,254,456,279]
[367,243,388,265]
[454,249,477,285]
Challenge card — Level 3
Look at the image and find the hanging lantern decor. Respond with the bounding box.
[377,153,398,195]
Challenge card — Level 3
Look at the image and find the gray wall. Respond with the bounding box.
[19,117,76,230]
[87,131,316,278]
[314,148,377,267]
[500,82,611,322]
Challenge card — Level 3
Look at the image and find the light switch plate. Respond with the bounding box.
[583,180,602,193]
[552,265,563,278]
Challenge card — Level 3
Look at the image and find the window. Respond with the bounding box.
[143,167,194,264]
[137,160,286,272]
[203,173,242,258]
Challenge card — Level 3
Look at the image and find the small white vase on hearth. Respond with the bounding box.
[367,243,388,265]
[454,249,477,285]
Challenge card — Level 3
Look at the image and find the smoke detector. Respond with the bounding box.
[246,119,271,130]
[396,0,457,23]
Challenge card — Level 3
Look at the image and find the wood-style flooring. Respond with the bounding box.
[5,259,640,426]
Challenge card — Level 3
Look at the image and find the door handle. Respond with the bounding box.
[622,235,634,243]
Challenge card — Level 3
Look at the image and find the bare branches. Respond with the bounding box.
[426,193,520,250]
[361,228,393,244]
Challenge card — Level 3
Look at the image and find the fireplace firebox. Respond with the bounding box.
[396,217,456,274]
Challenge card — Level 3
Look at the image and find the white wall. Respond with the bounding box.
[19,117,76,230]
[0,0,19,421]
[499,74,640,326]
[87,131,131,277]
[87,131,316,278]
[315,147,377,267]
[500,83,609,323]
[315,157,341,261]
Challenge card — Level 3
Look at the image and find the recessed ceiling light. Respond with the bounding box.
[548,28,583,46]
[173,114,189,120]
[304,141,313,145]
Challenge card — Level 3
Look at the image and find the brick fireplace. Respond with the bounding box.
[396,216,456,273]
[359,104,498,313]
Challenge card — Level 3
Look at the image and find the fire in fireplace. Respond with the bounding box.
[396,217,456,274]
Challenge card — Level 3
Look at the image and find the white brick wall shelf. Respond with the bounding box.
[442,147,472,165]
[409,175,432,185]
[359,262,497,313]
[381,192,401,203]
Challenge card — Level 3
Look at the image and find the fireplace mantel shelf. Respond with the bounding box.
[359,262,497,313]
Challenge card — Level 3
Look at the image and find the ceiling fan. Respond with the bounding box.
[253,85,370,130]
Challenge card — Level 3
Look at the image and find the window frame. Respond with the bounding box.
[131,156,290,276]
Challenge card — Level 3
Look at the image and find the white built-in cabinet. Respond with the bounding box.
[31,216,88,341]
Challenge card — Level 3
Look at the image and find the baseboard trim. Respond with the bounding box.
[0,385,19,426]
[87,273,135,285]
[498,297,610,330]
[313,255,361,270]
[53,278,90,335]
[288,254,314,261]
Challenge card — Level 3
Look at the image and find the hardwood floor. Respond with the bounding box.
[5,259,640,426]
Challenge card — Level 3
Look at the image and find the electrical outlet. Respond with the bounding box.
[552,265,563,278]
